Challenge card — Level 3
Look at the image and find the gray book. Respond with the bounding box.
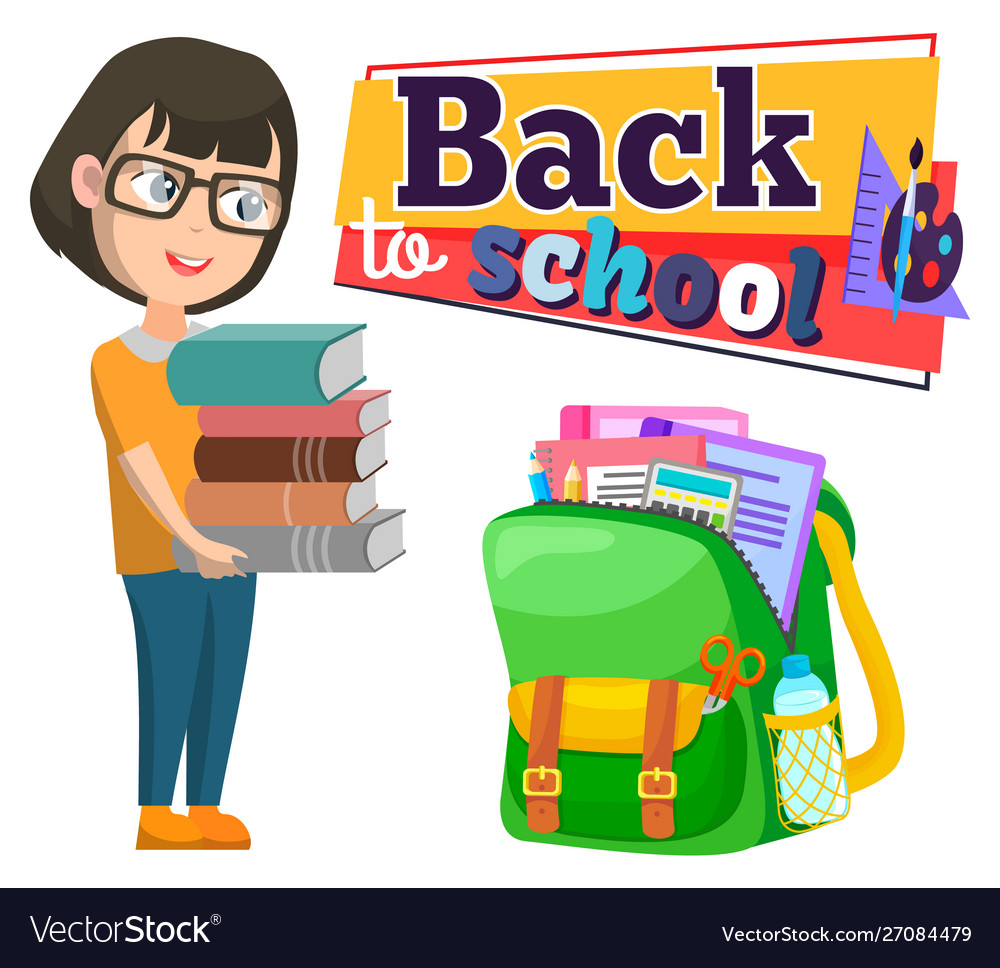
[173,509,405,573]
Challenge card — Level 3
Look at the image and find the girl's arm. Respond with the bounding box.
[118,441,248,579]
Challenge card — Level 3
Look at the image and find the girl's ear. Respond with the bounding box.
[71,155,103,208]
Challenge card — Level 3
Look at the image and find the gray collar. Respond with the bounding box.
[118,321,209,363]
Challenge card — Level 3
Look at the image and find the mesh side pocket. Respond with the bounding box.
[763,697,850,831]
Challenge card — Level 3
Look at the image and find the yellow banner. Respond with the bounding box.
[336,56,939,234]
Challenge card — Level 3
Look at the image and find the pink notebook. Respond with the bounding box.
[534,434,706,506]
[560,405,748,440]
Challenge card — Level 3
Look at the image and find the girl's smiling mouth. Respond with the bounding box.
[166,251,213,277]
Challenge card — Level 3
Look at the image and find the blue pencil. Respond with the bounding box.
[892,138,922,323]
[529,452,552,502]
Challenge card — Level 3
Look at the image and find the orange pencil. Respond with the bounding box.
[564,459,582,502]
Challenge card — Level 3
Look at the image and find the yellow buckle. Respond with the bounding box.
[523,765,563,797]
[638,768,677,800]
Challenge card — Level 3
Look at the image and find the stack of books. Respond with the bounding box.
[166,323,405,572]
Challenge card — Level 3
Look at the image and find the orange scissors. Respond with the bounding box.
[700,634,766,715]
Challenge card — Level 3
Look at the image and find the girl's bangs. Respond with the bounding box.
[144,100,276,168]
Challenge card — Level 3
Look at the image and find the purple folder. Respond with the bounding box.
[641,418,825,630]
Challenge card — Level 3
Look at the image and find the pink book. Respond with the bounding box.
[559,405,748,441]
[534,434,706,506]
[198,389,390,438]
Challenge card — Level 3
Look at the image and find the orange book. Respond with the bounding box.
[185,479,377,526]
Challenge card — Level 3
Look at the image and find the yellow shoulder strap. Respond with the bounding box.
[813,511,904,792]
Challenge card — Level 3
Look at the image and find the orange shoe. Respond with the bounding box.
[136,806,203,850]
[188,806,251,850]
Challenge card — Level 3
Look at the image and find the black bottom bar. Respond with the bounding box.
[2,887,990,957]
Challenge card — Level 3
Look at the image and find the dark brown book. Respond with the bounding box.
[194,429,386,482]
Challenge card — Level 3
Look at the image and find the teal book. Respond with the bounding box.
[166,323,366,405]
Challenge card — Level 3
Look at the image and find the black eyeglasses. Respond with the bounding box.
[104,153,285,235]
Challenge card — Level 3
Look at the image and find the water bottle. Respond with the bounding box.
[773,654,848,825]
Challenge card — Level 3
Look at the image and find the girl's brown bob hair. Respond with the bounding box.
[31,37,297,313]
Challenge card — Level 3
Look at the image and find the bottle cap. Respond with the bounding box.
[781,654,812,678]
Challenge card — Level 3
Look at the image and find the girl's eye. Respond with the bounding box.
[219,188,268,226]
[130,169,180,207]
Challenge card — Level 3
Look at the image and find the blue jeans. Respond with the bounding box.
[122,569,257,805]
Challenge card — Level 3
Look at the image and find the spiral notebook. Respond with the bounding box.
[533,434,706,506]
[640,418,824,629]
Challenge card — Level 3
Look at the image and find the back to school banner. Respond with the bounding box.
[334,36,967,388]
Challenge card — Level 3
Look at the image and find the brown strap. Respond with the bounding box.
[524,675,565,833]
[640,678,679,839]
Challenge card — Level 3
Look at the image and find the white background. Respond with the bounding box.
[2,0,996,888]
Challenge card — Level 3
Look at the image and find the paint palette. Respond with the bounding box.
[640,459,743,534]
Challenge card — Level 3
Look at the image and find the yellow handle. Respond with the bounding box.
[813,511,904,792]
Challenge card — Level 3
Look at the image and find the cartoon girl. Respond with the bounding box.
[30,38,297,849]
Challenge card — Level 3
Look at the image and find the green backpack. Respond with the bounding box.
[482,483,903,854]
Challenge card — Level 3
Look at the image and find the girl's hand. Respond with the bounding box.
[115,444,250,579]
[190,538,249,579]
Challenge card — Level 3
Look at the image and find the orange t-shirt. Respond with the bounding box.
[91,330,202,575]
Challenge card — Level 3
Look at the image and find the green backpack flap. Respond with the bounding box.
[482,482,902,855]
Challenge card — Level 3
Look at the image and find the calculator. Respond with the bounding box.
[640,459,743,534]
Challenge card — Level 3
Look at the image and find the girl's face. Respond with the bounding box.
[82,105,282,309]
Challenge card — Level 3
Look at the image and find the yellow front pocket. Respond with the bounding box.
[508,677,709,754]
[763,697,851,830]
